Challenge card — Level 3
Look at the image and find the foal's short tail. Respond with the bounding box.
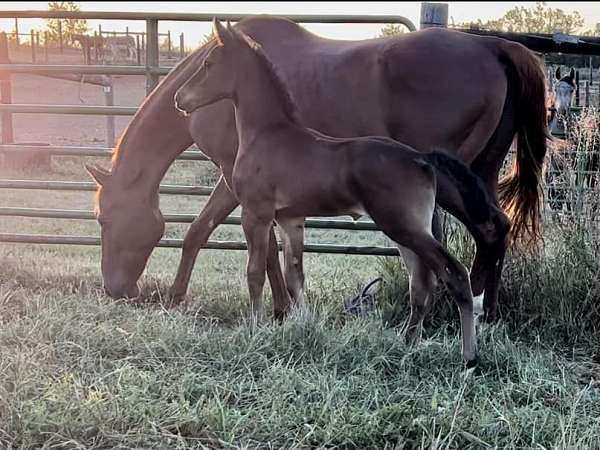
[425,151,494,225]
[496,40,549,251]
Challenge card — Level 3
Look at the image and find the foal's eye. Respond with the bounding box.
[204,60,212,69]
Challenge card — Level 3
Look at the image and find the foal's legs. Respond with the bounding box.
[169,176,290,315]
[398,246,437,344]
[241,208,273,322]
[276,218,306,307]
[394,232,477,364]
[366,194,477,364]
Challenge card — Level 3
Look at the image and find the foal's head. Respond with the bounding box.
[175,18,256,115]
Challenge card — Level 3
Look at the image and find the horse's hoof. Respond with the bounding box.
[465,357,479,370]
[166,292,186,308]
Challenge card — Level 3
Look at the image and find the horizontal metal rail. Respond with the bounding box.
[0,103,586,118]
[0,64,170,76]
[0,11,416,31]
[0,104,137,115]
[0,144,210,161]
[0,179,214,196]
[0,207,380,231]
[0,233,398,256]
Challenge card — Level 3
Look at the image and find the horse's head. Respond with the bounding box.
[553,67,576,117]
[86,164,165,299]
[174,18,255,115]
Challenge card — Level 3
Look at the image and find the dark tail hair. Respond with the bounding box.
[496,41,549,251]
[425,151,493,225]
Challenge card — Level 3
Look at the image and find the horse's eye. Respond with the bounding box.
[204,60,212,69]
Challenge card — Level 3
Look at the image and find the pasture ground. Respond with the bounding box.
[1,60,600,449]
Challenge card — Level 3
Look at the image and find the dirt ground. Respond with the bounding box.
[9,73,146,147]
[4,46,180,147]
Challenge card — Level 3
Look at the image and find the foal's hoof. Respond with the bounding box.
[464,357,479,370]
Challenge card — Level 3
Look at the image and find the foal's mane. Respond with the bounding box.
[234,28,304,125]
[109,37,219,169]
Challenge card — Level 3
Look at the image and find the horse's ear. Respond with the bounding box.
[569,67,576,80]
[555,67,561,80]
[85,163,111,186]
[212,17,232,46]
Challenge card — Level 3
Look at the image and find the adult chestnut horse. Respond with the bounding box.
[86,16,547,321]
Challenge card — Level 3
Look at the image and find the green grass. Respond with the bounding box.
[1,279,599,449]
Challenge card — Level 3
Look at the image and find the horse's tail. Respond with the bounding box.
[496,40,549,251]
[425,151,495,225]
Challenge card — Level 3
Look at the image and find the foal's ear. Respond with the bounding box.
[85,163,111,186]
[555,67,561,80]
[212,17,232,46]
[568,67,576,80]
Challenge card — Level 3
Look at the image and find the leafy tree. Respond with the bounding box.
[458,2,584,34]
[378,24,406,38]
[45,2,88,45]
[581,23,600,37]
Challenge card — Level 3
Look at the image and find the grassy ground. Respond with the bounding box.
[1,149,600,448]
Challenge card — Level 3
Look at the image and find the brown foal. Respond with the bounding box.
[175,19,509,365]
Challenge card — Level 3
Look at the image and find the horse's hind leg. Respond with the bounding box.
[398,246,437,344]
[411,235,477,365]
[276,218,306,308]
[267,226,292,320]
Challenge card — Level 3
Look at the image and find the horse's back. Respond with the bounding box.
[237,20,509,153]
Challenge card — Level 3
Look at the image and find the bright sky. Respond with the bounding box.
[1,2,600,46]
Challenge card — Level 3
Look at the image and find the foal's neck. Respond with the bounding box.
[233,57,299,143]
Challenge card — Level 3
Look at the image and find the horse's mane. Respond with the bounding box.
[234,28,304,126]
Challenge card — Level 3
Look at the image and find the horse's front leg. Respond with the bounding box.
[168,176,238,306]
[241,208,274,323]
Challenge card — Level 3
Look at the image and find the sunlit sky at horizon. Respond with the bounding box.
[1,2,600,46]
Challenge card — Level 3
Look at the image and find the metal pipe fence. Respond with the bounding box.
[0,9,416,256]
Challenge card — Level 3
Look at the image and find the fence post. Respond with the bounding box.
[104,76,115,147]
[58,20,63,54]
[0,33,14,145]
[145,19,159,95]
[30,30,36,63]
[136,34,141,65]
[179,32,184,59]
[420,2,448,29]
[585,80,590,108]
[14,18,19,47]
[167,30,172,59]
[44,31,49,63]
[575,70,580,107]
[98,24,102,36]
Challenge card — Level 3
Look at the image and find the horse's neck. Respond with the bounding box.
[109,53,207,192]
[233,62,297,145]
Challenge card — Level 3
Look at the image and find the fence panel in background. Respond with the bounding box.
[0,9,416,255]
